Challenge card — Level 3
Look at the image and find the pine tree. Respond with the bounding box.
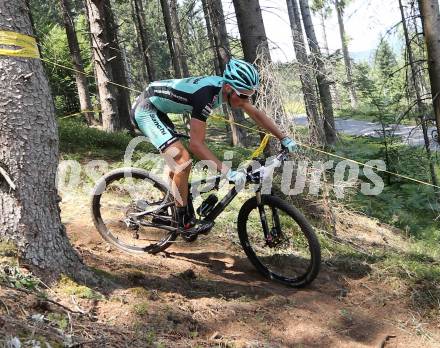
[0,0,91,280]
[286,0,325,145]
[299,0,336,145]
[84,0,120,131]
[418,0,440,139]
[335,0,357,108]
[59,0,95,125]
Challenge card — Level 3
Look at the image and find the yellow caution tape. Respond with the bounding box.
[59,109,100,120]
[0,30,40,59]
[251,133,271,158]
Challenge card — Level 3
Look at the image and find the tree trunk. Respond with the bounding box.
[410,2,429,98]
[299,0,336,145]
[160,0,182,77]
[85,0,119,132]
[0,0,90,280]
[400,0,438,187]
[201,0,233,142]
[208,0,231,71]
[169,0,189,77]
[201,0,221,75]
[60,0,95,125]
[205,0,246,146]
[132,0,156,82]
[233,0,286,153]
[418,0,440,139]
[286,0,325,145]
[320,9,330,56]
[232,0,270,64]
[335,0,357,108]
[103,1,133,132]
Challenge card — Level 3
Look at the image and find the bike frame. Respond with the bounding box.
[132,149,289,232]
[187,148,288,224]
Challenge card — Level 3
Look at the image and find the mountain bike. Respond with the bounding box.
[91,145,321,287]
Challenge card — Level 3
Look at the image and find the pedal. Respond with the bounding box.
[179,221,214,237]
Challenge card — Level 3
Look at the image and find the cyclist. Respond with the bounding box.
[131,58,296,235]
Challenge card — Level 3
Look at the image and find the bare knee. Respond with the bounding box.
[164,143,191,174]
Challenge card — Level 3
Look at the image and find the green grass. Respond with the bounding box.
[58,117,439,241]
[57,113,440,318]
[320,234,440,317]
[59,118,155,161]
[57,275,103,300]
[331,134,440,241]
[336,105,416,126]
[132,301,149,316]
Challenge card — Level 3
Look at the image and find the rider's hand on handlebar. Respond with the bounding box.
[226,169,247,187]
[280,136,297,153]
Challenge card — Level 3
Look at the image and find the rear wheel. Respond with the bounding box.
[237,195,321,287]
[91,168,177,254]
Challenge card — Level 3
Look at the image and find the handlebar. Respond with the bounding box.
[246,148,289,183]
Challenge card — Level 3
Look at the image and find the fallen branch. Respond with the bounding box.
[0,281,85,315]
[379,334,397,348]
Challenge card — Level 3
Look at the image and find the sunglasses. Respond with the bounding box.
[231,87,255,99]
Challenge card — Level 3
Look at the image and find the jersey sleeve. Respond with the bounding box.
[190,86,222,122]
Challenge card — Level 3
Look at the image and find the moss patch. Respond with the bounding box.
[0,241,17,257]
[57,275,103,300]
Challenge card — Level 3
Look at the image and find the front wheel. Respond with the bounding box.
[237,195,321,287]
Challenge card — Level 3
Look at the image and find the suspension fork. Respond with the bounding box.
[271,206,281,238]
[256,191,271,242]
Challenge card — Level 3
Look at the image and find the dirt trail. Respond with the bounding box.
[1,193,439,347]
[60,194,440,347]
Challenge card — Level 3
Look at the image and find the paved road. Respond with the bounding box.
[294,115,440,151]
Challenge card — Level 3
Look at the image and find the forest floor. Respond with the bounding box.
[1,119,439,347]
[1,190,439,347]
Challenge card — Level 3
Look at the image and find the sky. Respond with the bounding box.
[220,0,404,62]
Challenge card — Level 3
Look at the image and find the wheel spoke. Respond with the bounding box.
[238,196,320,287]
[92,170,177,253]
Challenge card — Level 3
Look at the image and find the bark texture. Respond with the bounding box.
[0,0,88,279]
[299,0,336,145]
[401,0,438,187]
[103,1,133,131]
[208,0,230,70]
[233,0,284,153]
[85,0,120,132]
[201,0,221,75]
[160,0,182,77]
[207,0,247,145]
[60,0,95,125]
[232,0,271,64]
[169,0,189,77]
[132,0,156,82]
[418,0,440,139]
[287,0,325,145]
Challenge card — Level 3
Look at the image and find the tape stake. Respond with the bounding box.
[0,30,40,59]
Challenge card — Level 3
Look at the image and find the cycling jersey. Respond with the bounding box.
[132,76,224,151]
